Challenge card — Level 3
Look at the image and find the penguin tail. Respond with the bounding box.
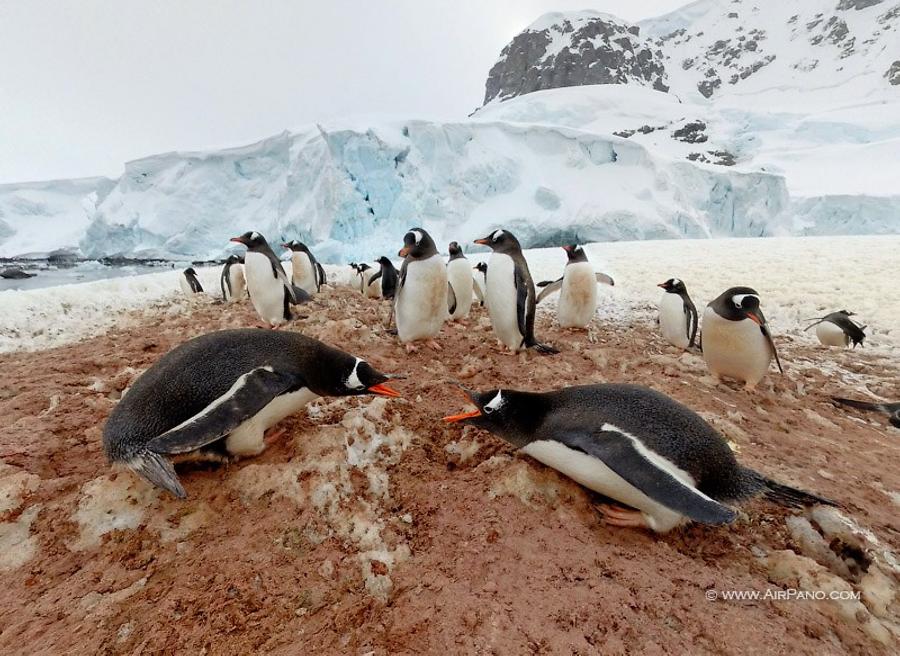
[127,450,187,499]
[761,478,837,509]
[831,397,886,413]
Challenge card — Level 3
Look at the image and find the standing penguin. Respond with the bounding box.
[473,262,488,307]
[395,227,455,352]
[804,310,866,348]
[703,287,782,388]
[283,240,326,294]
[657,278,698,349]
[535,244,615,329]
[180,268,204,295]
[446,241,474,321]
[230,231,310,328]
[220,255,246,303]
[444,384,834,532]
[474,229,557,354]
[368,256,399,300]
[103,329,401,498]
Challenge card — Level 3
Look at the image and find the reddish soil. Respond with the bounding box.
[0,287,897,655]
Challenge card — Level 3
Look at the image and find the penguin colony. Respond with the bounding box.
[104,226,894,538]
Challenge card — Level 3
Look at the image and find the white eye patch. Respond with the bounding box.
[731,293,758,308]
[491,229,505,242]
[411,230,423,245]
[250,231,260,240]
[672,278,681,286]
[346,357,365,389]
[483,390,505,413]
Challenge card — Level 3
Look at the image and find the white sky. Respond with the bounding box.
[0,0,686,184]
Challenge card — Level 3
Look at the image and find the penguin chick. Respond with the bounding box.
[103,328,402,498]
[657,278,698,349]
[444,384,835,532]
[703,287,782,388]
[534,244,614,329]
[804,310,866,348]
[474,229,557,354]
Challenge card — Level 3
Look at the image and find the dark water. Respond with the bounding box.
[0,262,181,291]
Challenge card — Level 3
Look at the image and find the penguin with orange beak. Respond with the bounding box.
[702,287,782,388]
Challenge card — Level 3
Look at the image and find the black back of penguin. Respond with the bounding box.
[103,329,386,462]
[374,256,399,299]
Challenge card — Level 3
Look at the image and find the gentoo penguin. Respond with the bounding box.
[180,268,204,295]
[474,229,557,354]
[804,310,866,348]
[534,244,614,329]
[230,231,311,327]
[220,254,246,302]
[444,384,834,532]
[395,227,455,351]
[446,241,474,321]
[657,278,698,349]
[831,397,900,429]
[703,287,782,388]
[368,256,399,300]
[473,262,488,307]
[103,328,401,498]
[283,240,326,294]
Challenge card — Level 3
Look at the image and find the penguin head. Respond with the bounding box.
[325,356,401,399]
[713,286,767,325]
[283,240,309,253]
[184,267,197,276]
[399,228,437,259]
[376,256,393,267]
[473,262,488,273]
[358,263,372,273]
[562,244,588,264]
[230,231,268,251]
[474,229,521,254]
[442,387,543,446]
[658,278,686,294]
[448,241,462,256]
[225,254,243,265]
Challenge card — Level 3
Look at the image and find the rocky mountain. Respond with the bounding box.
[483,11,669,105]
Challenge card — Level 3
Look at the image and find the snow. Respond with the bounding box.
[3,235,897,358]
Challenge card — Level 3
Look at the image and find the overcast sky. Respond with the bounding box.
[0,0,686,184]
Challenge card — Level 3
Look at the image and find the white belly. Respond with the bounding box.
[291,252,317,294]
[659,292,690,349]
[702,308,773,387]
[179,275,194,296]
[226,388,319,456]
[447,258,474,320]
[816,321,849,347]
[361,268,381,298]
[557,262,597,328]
[395,255,448,342]
[521,440,685,532]
[486,254,525,351]
[225,264,246,302]
[245,251,287,326]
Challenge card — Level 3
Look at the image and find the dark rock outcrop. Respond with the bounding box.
[887,60,900,85]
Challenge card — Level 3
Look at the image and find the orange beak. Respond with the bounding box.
[745,312,763,326]
[229,237,245,244]
[473,238,489,245]
[367,383,401,398]
[657,282,667,288]
[282,243,290,249]
[442,387,481,422]
[399,246,410,257]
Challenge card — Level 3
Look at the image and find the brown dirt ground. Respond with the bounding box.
[0,286,898,655]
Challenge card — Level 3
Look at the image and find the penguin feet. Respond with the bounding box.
[426,340,443,351]
[597,503,651,529]
[264,426,288,442]
[405,343,420,354]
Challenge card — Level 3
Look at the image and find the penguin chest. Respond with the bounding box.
[226,388,320,456]
[558,263,597,328]
[521,440,686,533]
[486,254,525,351]
[659,293,690,349]
[702,309,773,386]
[447,259,473,320]
[291,253,317,293]
[816,321,849,347]
[245,252,287,325]
[396,256,447,341]
[226,265,246,301]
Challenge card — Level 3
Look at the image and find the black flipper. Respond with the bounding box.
[368,270,382,287]
[447,281,457,315]
[535,278,563,304]
[149,367,297,455]
[594,272,614,286]
[513,264,529,347]
[316,262,327,288]
[683,295,699,348]
[220,265,231,301]
[187,273,203,293]
[553,429,737,525]
[760,323,783,373]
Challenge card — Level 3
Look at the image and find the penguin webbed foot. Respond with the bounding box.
[426,340,443,351]
[596,503,652,530]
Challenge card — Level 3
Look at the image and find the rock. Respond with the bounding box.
[886,60,900,86]
[837,0,884,10]
[0,267,35,279]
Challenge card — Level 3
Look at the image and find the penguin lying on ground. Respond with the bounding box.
[230,232,311,327]
[832,397,900,428]
[473,262,488,307]
[395,228,455,351]
[804,310,866,348]
[534,244,614,329]
[368,256,399,300]
[180,268,204,295]
[657,278,698,349]
[703,287,782,388]
[444,384,835,532]
[103,329,401,498]
[220,255,246,302]
[474,229,557,354]
[283,240,326,294]
[446,241,473,321]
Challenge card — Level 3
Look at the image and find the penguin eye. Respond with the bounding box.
[483,405,494,414]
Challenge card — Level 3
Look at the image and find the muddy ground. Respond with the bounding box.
[1,287,898,655]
